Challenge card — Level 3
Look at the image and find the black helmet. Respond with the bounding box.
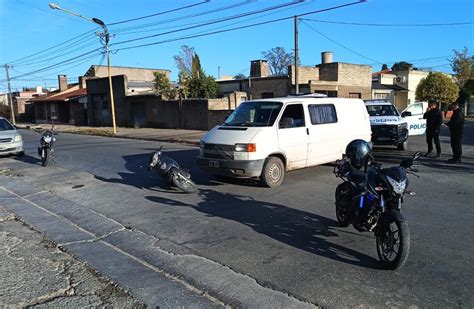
[345,139,372,169]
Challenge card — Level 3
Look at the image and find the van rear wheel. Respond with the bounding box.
[261,157,284,188]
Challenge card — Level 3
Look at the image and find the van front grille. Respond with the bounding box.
[203,143,234,160]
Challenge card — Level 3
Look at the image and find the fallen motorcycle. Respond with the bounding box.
[148,146,197,193]
[334,139,421,270]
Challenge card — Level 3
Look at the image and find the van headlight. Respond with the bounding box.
[13,135,22,142]
[234,143,256,152]
[386,176,406,194]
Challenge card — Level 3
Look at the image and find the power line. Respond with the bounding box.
[300,18,474,27]
[109,0,211,26]
[301,21,382,64]
[112,0,304,46]
[6,29,97,65]
[110,0,258,34]
[113,0,366,52]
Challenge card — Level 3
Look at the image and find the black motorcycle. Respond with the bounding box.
[148,146,197,193]
[334,151,422,270]
[37,129,57,167]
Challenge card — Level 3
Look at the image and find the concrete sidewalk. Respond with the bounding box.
[17,123,206,146]
[0,206,144,307]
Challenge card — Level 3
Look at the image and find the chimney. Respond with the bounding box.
[250,60,269,78]
[78,76,89,89]
[58,75,68,92]
[35,86,43,94]
[321,51,333,64]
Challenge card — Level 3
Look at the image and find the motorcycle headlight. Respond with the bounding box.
[43,136,52,143]
[13,135,22,142]
[386,176,406,195]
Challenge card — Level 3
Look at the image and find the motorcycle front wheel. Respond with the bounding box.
[41,148,50,167]
[335,182,353,227]
[376,210,410,270]
[171,172,197,193]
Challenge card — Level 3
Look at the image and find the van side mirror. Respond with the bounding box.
[401,111,412,117]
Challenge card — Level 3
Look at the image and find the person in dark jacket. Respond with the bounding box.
[446,103,465,163]
[423,102,443,157]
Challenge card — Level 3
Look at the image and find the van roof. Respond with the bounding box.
[245,97,364,104]
[364,100,393,106]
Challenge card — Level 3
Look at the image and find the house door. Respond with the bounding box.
[133,102,146,128]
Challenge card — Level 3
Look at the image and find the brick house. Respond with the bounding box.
[28,75,88,125]
[217,52,373,100]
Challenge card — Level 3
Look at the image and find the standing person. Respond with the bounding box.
[423,102,443,158]
[446,103,465,163]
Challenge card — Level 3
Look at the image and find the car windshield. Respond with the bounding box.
[223,101,283,127]
[0,119,15,131]
[366,104,399,117]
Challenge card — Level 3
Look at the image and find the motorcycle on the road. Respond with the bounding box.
[334,146,421,270]
[37,128,57,167]
[148,146,197,193]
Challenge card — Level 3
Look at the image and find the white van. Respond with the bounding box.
[197,96,371,187]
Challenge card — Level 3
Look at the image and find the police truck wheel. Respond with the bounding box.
[397,141,408,151]
[261,157,285,188]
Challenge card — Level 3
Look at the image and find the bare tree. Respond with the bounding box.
[174,45,195,79]
[261,47,295,75]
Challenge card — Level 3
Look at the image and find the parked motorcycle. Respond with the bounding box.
[148,146,197,193]
[37,128,57,167]
[334,140,421,270]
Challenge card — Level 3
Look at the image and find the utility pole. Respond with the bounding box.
[49,3,117,134]
[218,66,221,80]
[3,64,16,125]
[294,15,299,95]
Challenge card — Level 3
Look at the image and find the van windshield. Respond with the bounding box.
[366,104,399,117]
[223,101,283,127]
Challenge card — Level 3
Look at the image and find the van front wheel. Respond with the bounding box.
[261,157,285,188]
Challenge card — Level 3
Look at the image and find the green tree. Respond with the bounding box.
[174,45,218,98]
[261,46,295,75]
[415,72,459,108]
[153,72,176,99]
[391,61,414,71]
[450,47,474,87]
[234,73,247,79]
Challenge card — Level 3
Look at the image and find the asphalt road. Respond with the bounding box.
[1,122,473,307]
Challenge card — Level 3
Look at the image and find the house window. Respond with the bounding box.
[374,93,389,100]
[308,104,338,125]
[279,104,305,128]
[349,92,362,99]
[261,92,274,98]
[315,90,337,97]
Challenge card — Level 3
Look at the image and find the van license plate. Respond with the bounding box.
[209,160,219,168]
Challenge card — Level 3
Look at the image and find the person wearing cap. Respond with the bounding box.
[423,102,443,158]
[446,103,464,163]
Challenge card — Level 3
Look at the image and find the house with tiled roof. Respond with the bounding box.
[28,75,89,125]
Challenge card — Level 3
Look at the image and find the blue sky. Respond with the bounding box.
[1,0,473,92]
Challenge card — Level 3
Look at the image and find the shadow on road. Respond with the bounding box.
[146,189,382,269]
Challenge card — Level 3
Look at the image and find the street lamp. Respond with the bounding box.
[49,3,117,134]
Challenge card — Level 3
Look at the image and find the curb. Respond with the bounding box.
[16,125,201,147]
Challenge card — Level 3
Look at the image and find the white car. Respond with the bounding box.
[0,117,24,156]
[400,101,429,136]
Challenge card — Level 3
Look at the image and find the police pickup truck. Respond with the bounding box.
[364,100,409,150]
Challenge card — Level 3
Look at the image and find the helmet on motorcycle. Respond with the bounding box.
[345,139,372,170]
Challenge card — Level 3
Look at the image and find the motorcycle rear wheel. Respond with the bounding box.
[376,210,410,270]
[41,148,50,167]
[171,172,197,193]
